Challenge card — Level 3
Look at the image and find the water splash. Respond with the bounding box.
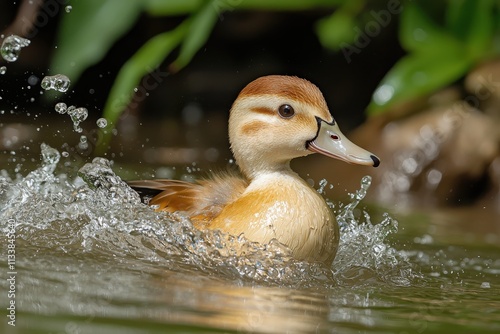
[74,156,334,286]
[68,107,88,132]
[0,66,6,75]
[316,178,329,195]
[41,74,71,92]
[53,103,88,132]
[1,35,30,62]
[325,176,416,285]
[0,146,415,287]
[40,142,61,167]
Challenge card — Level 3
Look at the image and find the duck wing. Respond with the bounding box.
[128,172,248,223]
[127,179,203,212]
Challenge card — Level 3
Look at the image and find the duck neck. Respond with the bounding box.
[237,158,295,181]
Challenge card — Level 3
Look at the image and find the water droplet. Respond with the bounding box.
[69,107,88,123]
[0,66,6,74]
[96,118,107,128]
[41,74,71,92]
[55,102,67,114]
[40,143,60,165]
[317,178,328,195]
[79,135,89,150]
[67,107,88,132]
[28,75,39,85]
[65,5,72,13]
[481,282,491,289]
[1,35,30,62]
[62,151,69,157]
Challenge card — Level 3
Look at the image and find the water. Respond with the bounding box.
[0,35,30,62]
[53,103,88,132]
[54,102,68,114]
[41,74,71,93]
[1,144,499,333]
[68,107,88,133]
[96,118,107,128]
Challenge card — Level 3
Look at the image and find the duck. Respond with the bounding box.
[128,75,379,265]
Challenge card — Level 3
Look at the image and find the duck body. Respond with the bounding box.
[208,170,338,263]
[129,75,379,265]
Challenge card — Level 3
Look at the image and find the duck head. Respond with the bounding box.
[229,75,380,178]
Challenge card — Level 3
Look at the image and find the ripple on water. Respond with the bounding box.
[0,144,416,288]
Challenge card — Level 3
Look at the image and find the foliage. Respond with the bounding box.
[52,0,345,150]
[50,0,500,150]
[367,0,500,115]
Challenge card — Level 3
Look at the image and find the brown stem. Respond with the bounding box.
[2,0,44,37]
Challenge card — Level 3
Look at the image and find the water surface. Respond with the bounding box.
[1,144,499,334]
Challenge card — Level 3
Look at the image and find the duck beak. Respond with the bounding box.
[307,117,380,167]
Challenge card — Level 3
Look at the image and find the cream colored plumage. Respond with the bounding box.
[129,75,379,265]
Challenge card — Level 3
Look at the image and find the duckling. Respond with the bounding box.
[129,75,379,265]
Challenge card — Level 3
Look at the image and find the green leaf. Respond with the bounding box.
[315,0,363,51]
[400,2,461,53]
[145,0,202,16]
[146,0,345,14]
[367,50,471,115]
[96,21,190,154]
[446,0,495,59]
[495,9,500,54]
[316,12,356,51]
[234,0,346,10]
[171,2,219,71]
[51,0,143,82]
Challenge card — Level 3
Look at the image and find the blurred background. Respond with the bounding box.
[1,0,499,216]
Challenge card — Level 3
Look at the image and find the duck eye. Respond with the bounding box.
[278,104,295,119]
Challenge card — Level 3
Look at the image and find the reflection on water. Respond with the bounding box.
[1,144,499,333]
